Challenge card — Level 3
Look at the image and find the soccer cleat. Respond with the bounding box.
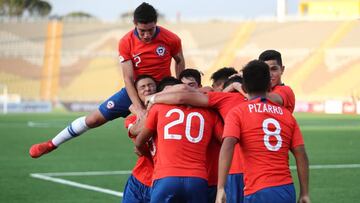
[29,140,57,158]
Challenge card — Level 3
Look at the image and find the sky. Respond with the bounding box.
[47,0,300,21]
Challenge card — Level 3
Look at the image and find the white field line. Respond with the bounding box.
[33,170,132,177]
[290,163,360,170]
[30,173,124,197]
[30,164,360,197]
[27,121,71,128]
[300,126,360,131]
[27,121,51,128]
[0,121,70,128]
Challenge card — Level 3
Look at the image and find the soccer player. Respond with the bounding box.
[210,67,238,92]
[216,60,310,203]
[259,49,295,113]
[29,2,185,158]
[146,72,247,203]
[179,68,202,89]
[124,76,185,203]
[122,75,157,203]
[178,68,222,203]
[135,78,223,203]
[226,50,295,113]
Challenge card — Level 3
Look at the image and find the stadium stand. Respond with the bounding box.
[0,19,359,106]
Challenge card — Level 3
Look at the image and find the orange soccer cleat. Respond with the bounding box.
[29,140,57,158]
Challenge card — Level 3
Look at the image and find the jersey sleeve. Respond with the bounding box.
[212,112,224,141]
[207,92,222,108]
[118,35,132,63]
[291,119,305,148]
[145,104,159,131]
[273,86,295,113]
[223,108,242,140]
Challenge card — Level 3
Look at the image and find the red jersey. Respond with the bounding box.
[223,98,304,195]
[272,84,295,113]
[125,115,154,187]
[207,92,247,174]
[118,26,182,82]
[145,104,223,181]
[206,137,221,186]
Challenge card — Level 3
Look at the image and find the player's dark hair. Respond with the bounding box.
[242,60,270,94]
[157,76,182,92]
[179,68,202,86]
[210,67,237,83]
[258,50,283,66]
[223,75,243,89]
[133,2,158,24]
[134,74,156,88]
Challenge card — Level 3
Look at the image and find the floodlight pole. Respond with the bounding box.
[277,0,287,22]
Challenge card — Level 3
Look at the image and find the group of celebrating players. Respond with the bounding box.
[29,2,310,203]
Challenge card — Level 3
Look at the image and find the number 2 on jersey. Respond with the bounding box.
[262,118,282,151]
[164,108,205,143]
[134,55,141,67]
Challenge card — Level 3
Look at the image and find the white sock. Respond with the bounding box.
[52,116,90,146]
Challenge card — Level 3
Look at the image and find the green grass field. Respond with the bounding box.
[0,112,360,202]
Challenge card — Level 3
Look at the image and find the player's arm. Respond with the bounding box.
[121,60,145,115]
[148,91,209,107]
[198,86,214,93]
[128,114,146,138]
[159,83,197,94]
[172,50,185,78]
[216,137,237,203]
[291,145,310,203]
[134,127,154,156]
[222,82,247,97]
[145,85,198,109]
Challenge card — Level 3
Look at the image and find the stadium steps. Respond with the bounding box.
[289,20,357,95]
[57,57,122,102]
[311,61,360,99]
[202,22,256,85]
[0,71,41,100]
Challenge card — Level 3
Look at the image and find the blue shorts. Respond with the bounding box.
[244,183,295,203]
[151,177,208,203]
[225,173,244,203]
[122,175,151,203]
[99,88,132,121]
[207,185,217,203]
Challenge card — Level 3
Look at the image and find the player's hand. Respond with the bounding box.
[134,106,146,118]
[144,94,153,106]
[134,146,144,157]
[145,94,156,110]
[298,195,311,203]
[146,102,153,111]
[222,83,236,93]
[229,72,242,78]
[128,104,136,115]
[215,188,226,203]
[135,111,147,126]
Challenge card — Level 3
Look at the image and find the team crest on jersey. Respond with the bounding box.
[107,101,115,109]
[156,46,166,56]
